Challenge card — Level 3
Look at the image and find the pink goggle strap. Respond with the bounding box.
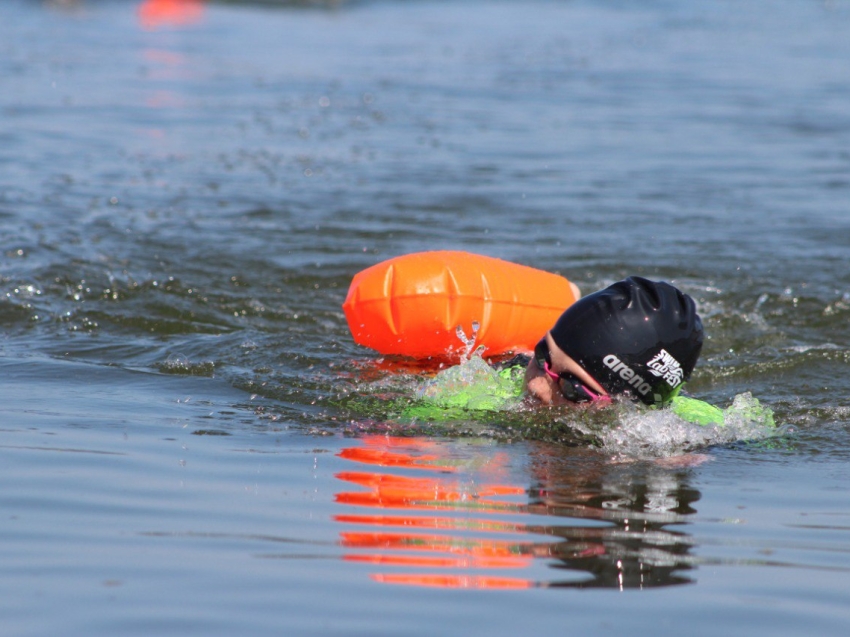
[544,362,611,403]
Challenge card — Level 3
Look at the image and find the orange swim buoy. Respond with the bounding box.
[342,251,578,360]
[138,0,205,30]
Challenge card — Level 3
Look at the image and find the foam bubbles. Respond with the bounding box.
[587,392,778,459]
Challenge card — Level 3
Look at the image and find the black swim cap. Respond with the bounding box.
[548,277,703,407]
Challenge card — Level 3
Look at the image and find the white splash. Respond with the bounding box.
[590,393,778,459]
[455,321,482,360]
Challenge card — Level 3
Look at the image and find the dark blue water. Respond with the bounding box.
[3,0,850,635]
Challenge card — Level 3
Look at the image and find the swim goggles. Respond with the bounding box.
[534,338,610,404]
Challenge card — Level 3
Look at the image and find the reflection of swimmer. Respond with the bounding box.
[526,443,702,589]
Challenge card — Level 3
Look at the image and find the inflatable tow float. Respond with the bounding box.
[342,251,578,360]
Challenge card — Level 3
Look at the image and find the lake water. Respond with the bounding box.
[2,0,850,634]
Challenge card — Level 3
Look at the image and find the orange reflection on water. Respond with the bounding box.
[372,574,533,589]
[340,531,534,568]
[138,0,205,30]
[337,445,452,472]
[335,471,524,511]
[138,48,191,116]
[334,436,544,589]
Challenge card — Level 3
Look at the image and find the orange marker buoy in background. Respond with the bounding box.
[342,251,578,360]
[138,0,205,30]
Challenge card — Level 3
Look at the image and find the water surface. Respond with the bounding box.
[2,0,850,635]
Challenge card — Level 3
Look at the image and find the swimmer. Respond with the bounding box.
[410,275,746,427]
[523,277,703,408]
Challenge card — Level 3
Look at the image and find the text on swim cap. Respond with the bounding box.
[602,355,652,397]
[646,349,684,388]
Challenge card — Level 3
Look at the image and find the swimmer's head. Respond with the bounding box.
[546,277,703,407]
